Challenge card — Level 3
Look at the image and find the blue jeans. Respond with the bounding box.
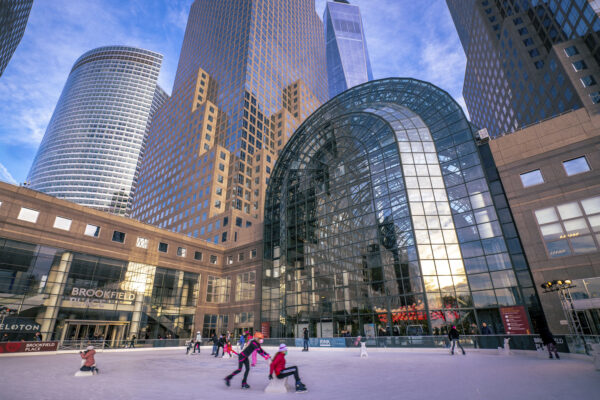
[303,339,309,350]
[212,344,217,354]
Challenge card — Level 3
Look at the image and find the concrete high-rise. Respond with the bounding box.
[27,46,166,216]
[131,0,327,245]
[0,0,33,77]
[447,0,600,137]
[323,0,372,99]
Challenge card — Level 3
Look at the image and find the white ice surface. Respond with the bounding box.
[0,347,598,400]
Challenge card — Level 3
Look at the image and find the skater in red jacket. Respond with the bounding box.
[269,344,306,393]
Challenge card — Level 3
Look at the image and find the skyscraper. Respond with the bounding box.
[131,0,327,246]
[27,46,166,216]
[323,0,373,98]
[447,0,600,137]
[0,0,33,77]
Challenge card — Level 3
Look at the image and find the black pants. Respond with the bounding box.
[194,342,201,352]
[277,366,300,383]
[451,339,465,354]
[303,339,309,350]
[215,345,223,357]
[227,356,250,383]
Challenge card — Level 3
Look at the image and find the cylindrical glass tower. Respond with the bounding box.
[27,46,166,216]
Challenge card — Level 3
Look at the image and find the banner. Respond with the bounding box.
[294,338,346,348]
[0,341,58,354]
[261,322,270,338]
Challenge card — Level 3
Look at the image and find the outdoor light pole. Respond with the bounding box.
[540,280,589,355]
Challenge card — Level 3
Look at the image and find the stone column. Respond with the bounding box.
[40,252,72,339]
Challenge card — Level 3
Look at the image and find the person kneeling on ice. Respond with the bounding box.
[224,332,270,389]
[269,344,307,393]
[80,345,99,374]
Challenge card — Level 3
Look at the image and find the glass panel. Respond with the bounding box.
[490,270,517,288]
[570,235,597,254]
[562,156,590,176]
[557,202,582,220]
[468,273,493,290]
[581,196,600,215]
[495,288,518,306]
[588,214,600,232]
[546,240,571,257]
[563,218,589,236]
[519,169,544,187]
[472,290,497,307]
[486,253,512,271]
[535,207,558,224]
[540,223,564,241]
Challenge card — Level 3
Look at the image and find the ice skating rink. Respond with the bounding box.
[0,347,598,400]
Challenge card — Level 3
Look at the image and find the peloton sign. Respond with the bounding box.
[69,288,135,304]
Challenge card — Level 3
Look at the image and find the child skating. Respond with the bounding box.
[224,332,270,389]
[269,344,307,393]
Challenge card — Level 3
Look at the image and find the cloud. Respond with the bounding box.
[0,162,17,184]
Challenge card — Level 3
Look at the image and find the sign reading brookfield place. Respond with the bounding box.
[68,287,136,304]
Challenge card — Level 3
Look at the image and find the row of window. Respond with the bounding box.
[9,204,221,264]
[520,155,591,187]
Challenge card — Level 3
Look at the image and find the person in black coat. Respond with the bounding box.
[448,326,465,355]
[211,334,218,355]
[302,328,309,352]
[540,328,560,359]
[214,335,225,357]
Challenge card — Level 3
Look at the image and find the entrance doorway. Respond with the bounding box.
[60,319,129,347]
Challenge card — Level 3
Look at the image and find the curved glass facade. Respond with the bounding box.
[27,46,166,216]
[262,78,541,338]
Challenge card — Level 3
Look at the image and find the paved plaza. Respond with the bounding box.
[0,347,598,400]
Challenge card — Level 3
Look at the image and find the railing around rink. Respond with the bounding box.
[9,334,598,355]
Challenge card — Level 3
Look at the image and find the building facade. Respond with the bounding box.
[262,78,543,338]
[0,0,33,77]
[323,0,373,99]
[0,181,261,342]
[131,0,327,246]
[489,107,600,334]
[447,0,600,137]
[26,46,167,217]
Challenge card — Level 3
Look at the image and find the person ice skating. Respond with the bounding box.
[540,328,560,359]
[448,326,465,355]
[225,339,237,358]
[238,332,246,351]
[35,332,43,341]
[194,331,202,353]
[80,345,99,374]
[302,328,309,352]
[224,332,270,389]
[269,344,307,393]
[186,339,194,355]
[215,335,225,357]
[129,335,136,349]
[211,333,218,355]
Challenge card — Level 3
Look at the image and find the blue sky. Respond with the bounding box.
[0,0,466,185]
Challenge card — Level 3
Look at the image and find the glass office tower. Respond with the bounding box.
[27,46,166,216]
[324,0,373,99]
[0,0,33,77]
[447,0,600,137]
[262,78,542,338]
[131,0,327,245]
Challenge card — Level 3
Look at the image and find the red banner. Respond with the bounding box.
[0,341,58,354]
[261,322,270,338]
[500,306,531,334]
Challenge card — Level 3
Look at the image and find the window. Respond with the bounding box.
[210,255,218,264]
[520,169,544,187]
[136,237,149,249]
[590,91,600,104]
[564,45,579,57]
[238,252,244,261]
[53,216,72,231]
[17,207,39,223]
[112,231,126,243]
[581,75,597,87]
[235,217,242,227]
[235,271,256,301]
[534,196,600,258]
[177,247,187,257]
[84,224,100,237]
[158,242,168,253]
[228,255,234,265]
[250,249,257,259]
[206,276,231,303]
[528,48,540,57]
[573,60,587,71]
[194,251,203,261]
[563,156,590,176]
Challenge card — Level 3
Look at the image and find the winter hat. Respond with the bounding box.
[278,344,288,352]
[86,345,94,350]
